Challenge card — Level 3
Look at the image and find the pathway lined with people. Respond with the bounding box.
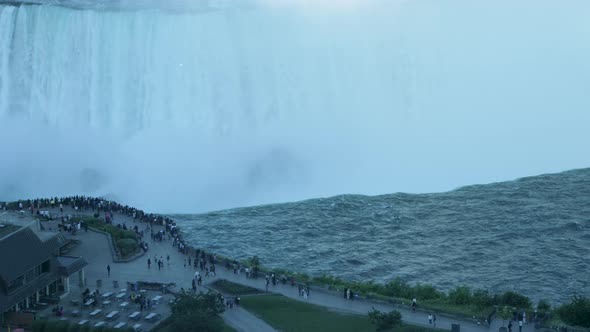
[9,202,536,332]
[53,210,276,332]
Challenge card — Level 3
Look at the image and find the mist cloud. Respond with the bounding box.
[1,1,589,213]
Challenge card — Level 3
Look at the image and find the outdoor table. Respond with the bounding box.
[71,310,80,317]
[101,292,113,298]
[116,292,127,300]
[84,299,95,306]
[132,324,142,331]
[129,311,141,320]
[89,309,102,317]
[78,320,89,325]
[151,295,162,302]
[114,322,127,329]
[94,321,106,327]
[144,312,159,321]
[119,302,129,310]
[120,288,127,293]
[106,310,119,319]
[102,300,112,307]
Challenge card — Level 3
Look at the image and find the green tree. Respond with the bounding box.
[368,308,402,331]
[166,291,226,332]
[556,296,590,328]
[500,291,531,309]
[498,306,512,327]
[171,290,225,317]
[536,299,551,313]
[250,255,260,268]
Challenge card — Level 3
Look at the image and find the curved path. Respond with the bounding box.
[39,207,533,332]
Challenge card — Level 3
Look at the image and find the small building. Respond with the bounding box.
[0,218,87,325]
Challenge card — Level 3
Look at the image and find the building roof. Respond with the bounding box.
[0,224,21,239]
[57,256,88,276]
[0,227,51,283]
[43,232,67,253]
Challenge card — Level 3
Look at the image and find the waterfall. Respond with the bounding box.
[1,1,589,212]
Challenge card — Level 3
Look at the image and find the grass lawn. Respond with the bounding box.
[421,300,493,319]
[212,279,261,296]
[241,294,442,332]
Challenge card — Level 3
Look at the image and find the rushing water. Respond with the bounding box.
[176,168,590,304]
[1,1,590,212]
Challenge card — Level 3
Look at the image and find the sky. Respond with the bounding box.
[0,0,589,213]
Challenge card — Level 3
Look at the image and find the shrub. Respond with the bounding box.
[472,289,494,308]
[499,291,531,309]
[556,296,590,328]
[498,306,512,326]
[163,291,226,332]
[116,238,139,257]
[414,284,443,301]
[448,286,472,305]
[537,299,551,313]
[384,277,411,298]
[368,308,402,331]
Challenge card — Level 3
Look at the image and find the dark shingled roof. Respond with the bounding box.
[57,256,88,276]
[0,228,51,283]
[43,232,67,254]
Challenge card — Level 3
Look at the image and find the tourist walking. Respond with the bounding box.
[519,320,523,332]
[428,313,433,325]
[147,258,151,269]
[433,313,437,327]
[107,265,111,277]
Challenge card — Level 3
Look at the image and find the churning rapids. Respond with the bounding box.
[176,168,590,305]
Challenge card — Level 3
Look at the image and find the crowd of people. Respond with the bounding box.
[1,196,484,331]
[3,197,386,317]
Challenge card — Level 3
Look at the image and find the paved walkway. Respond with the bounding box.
[43,208,535,332]
[51,208,275,332]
